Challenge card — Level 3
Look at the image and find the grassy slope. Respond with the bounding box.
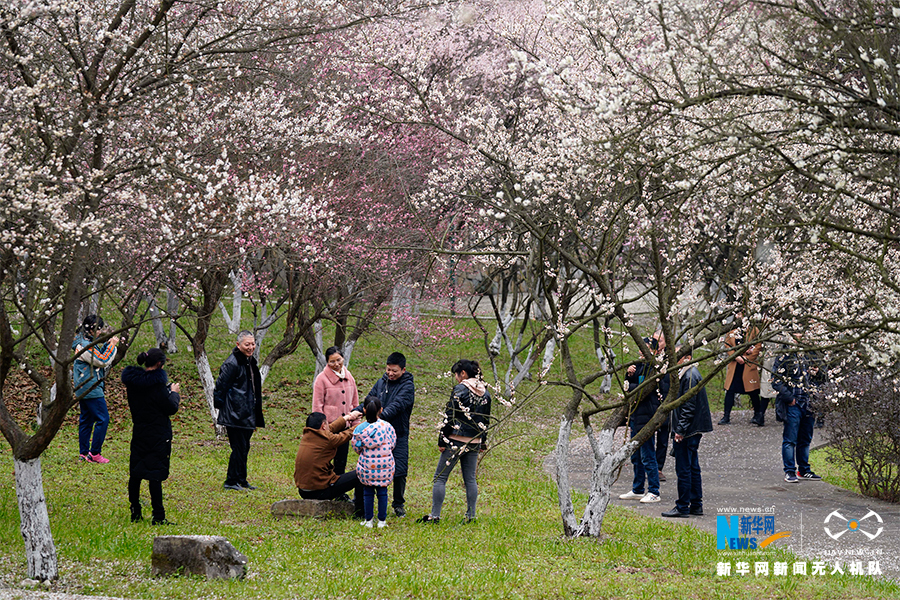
[0,315,895,599]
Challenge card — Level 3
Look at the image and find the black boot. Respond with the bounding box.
[130,504,143,523]
[392,477,407,517]
[151,509,169,525]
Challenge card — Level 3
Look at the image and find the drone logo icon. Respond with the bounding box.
[823,510,883,541]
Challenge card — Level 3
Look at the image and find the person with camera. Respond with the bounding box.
[121,347,180,524]
[294,410,365,517]
[72,314,119,463]
[773,333,823,483]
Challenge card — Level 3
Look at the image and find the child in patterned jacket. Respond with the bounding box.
[352,398,397,528]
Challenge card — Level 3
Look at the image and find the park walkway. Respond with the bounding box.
[550,408,900,580]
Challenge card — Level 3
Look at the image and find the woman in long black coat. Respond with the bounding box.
[121,347,180,524]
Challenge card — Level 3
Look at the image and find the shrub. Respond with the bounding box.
[821,370,900,502]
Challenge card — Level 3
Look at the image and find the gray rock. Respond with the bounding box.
[151,535,247,579]
[271,498,354,518]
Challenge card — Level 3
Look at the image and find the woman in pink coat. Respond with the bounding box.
[352,398,396,528]
[312,347,359,474]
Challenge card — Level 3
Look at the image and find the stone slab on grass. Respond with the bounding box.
[151,535,247,579]
[271,498,354,518]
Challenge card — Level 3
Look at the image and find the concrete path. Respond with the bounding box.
[551,409,900,579]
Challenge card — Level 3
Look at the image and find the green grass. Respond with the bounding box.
[0,314,896,599]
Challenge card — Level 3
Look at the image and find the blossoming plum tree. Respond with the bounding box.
[0,0,436,580]
[330,0,900,538]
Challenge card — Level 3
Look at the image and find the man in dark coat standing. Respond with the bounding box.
[215,330,264,491]
[662,349,713,518]
[363,352,414,516]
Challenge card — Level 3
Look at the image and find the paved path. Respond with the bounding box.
[549,409,900,579]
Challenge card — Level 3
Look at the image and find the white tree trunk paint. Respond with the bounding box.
[311,320,326,381]
[196,351,224,437]
[555,415,637,538]
[541,338,556,372]
[217,270,243,335]
[342,339,356,367]
[554,415,580,534]
[166,288,178,353]
[488,310,512,356]
[14,458,58,581]
[148,297,166,347]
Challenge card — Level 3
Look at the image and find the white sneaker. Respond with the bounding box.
[377,520,387,528]
[360,520,373,528]
[619,490,643,500]
[640,493,661,503]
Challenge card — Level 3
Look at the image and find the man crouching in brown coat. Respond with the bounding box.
[294,411,363,517]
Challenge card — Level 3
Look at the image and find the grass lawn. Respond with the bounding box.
[0,314,896,599]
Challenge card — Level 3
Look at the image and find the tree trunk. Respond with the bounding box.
[14,457,58,581]
[554,413,581,536]
[488,310,512,356]
[166,288,178,354]
[254,301,282,386]
[253,302,270,363]
[542,338,556,371]
[576,419,632,537]
[555,410,635,538]
[342,339,356,366]
[149,290,179,353]
[311,320,325,379]
[149,297,168,348]
[195,351,224,438]
[218,270,243,335]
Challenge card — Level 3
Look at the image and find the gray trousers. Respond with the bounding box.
[429,441,480,519]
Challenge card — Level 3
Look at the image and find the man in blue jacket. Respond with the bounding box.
[363,352,415,517]
[661,349,713,518]
[214,330,264,491]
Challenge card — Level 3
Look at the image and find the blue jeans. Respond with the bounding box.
[630,421,659,495]
[656,414,670,470]
[673,435,702,513]
[363,485,388,522]
[782,403,815,474]
[430,442,479,519]
[79,396,109,455]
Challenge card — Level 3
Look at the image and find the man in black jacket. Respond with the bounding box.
[214,330,264,491]
[661,350,713,518]
[363,352,414,516]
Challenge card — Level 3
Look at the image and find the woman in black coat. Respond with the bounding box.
[417,359,491,524]
[121,347,180,524]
